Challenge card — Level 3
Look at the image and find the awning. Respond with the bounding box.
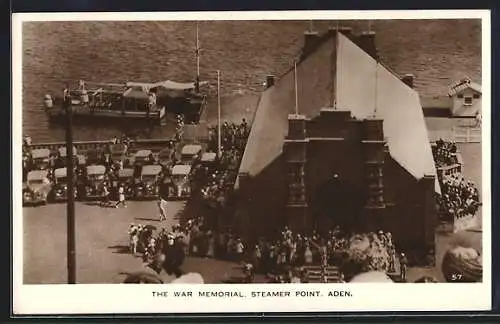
[201,152,217,162]
[126,80,208,93]
[141,165,162,176]
[172,164,192,176]
[181,144,202,156]
[31,148,50,159]
[27,170,49,181]
[87,165,106,175]
[54,168,67,178]
[135,149,152,158]
[118,168,135,178]
[123,88,149,100]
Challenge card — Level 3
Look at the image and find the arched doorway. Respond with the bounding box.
[312,174,362,233]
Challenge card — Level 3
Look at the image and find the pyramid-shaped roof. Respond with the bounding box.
[237,31,439,193]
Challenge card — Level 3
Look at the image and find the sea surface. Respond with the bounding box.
[21,19,481,142]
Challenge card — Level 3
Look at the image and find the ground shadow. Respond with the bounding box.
[108,245,132,254]
[135,217,160,222]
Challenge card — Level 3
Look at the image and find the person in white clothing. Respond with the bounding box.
[157,196,167,221]
[115,184,127,208]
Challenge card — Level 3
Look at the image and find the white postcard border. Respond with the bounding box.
[12,10,492,314]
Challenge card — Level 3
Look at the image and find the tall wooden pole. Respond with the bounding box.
[195,22,200,93]
[217,70,222,158]
[294,61,299,115]
[64,85,76,284]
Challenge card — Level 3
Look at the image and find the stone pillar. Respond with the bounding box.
[421,174,438,266]
[266,75,275,89]
[302,31,321,59]
[357,31,378,60]
[401,74,415,89]
[284,114,309,232]
[362,118,386,209]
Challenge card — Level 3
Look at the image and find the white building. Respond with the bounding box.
[448,78,482,117]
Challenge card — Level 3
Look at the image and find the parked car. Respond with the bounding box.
[29,148,51,170]
[168,164,192,199]
[56,146,78,168]
[84,165,107,200]
[51,167,77,202]
[114,168,135,199]
[133,149,154,166]
[86,148,105,165]
[107,143,128,163]
[23,170,52,206]
[157,147,176,169]
[135,164,162,199]
[180,144,202,165]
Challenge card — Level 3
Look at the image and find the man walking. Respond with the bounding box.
[114,184,127,208]
[158,195,167,221]
[400,252,408,282]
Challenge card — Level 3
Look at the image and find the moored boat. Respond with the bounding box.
[43,79,208,124]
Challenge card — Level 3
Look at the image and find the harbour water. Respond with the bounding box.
[21,19,481,142]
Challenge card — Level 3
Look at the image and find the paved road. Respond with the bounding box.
[23,200,244,284]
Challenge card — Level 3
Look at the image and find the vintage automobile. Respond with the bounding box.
[84,165,107,200]
[135,164,163,199]
[200,152,217,170]
[86,148,104,165]
[133,149,154,166]
[23,170,52,206]
[56,146,78,168]
[157,147,176,169]
[114,168,135,199]
[51,167,77,202]
[168,164,192,199]
[30,148,51,170]
[180,144,202,165]
[107,143,128,163]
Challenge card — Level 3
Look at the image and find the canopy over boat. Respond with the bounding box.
[126,80,208,93]
[27,170,49,181]
[141,164,162,176]
[123,88,149,100]
[31,148,50,159]
[87,165,106,175]
[181,144,202,156]
[54,168,67,178]
[172,164,192,176]
[118,168,135,178]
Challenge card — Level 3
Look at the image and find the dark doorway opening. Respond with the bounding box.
[312,174,363,234]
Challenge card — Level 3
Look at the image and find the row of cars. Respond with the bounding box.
[22,143,219,206]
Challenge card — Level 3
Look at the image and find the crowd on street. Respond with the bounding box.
[200,120,250,209]
[438,174,481,221]
[432,139,459,167]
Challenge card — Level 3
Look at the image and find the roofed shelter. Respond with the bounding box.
[234,29,439,264]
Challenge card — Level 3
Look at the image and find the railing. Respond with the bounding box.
[452,126,481,143]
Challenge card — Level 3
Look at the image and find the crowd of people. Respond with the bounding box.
[131,212,398,283]
[200,120,250,209]
[432,139,459,167]
[438,174,481,221]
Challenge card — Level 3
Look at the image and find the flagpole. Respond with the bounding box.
[64,85,76,284]
[195,22,200,93]
[294,61,299,115]
[217,70,222,157]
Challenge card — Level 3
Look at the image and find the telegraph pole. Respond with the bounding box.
[64,85,77,284]
[217,70,222,158]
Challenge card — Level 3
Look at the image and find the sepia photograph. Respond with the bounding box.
[12,10,491,314]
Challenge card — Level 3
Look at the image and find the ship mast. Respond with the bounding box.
[195,21,201,93]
